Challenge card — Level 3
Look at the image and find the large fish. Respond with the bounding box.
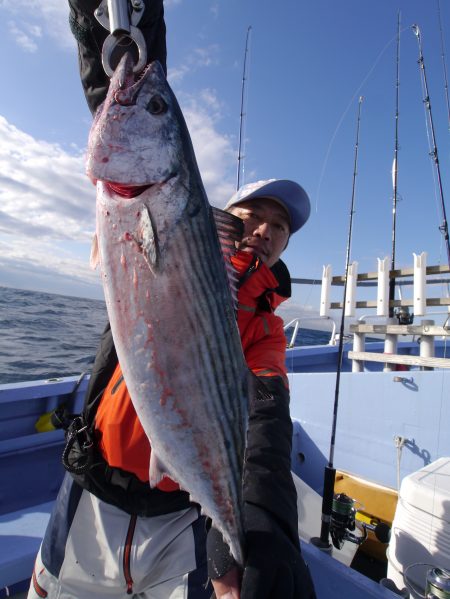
[87,54,250,565]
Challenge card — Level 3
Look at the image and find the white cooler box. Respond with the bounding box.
[387,457,450,597]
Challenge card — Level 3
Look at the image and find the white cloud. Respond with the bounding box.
[167,48,236,205]
[2,0,73,49]
[0,114,97,293]
[178,90,236,207]
[168,64,190,86]
[8,20,41,52]
[0,237,98,286]
[168,45,220,84]
[210,1,220,18]
[192,45,219,68]
[0,78,237,295]
[0,116,95,243]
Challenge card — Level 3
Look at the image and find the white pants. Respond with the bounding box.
[28,480,210,599]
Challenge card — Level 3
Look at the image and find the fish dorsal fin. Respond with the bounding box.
[212,207,244,306]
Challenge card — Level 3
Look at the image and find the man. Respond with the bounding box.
[28,2,316,598]
[29,179,314,599]
[207,179,315,599]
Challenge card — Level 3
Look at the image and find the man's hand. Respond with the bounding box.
[211,567,241,599]
[239,504,316,599]
[207,504,316,599]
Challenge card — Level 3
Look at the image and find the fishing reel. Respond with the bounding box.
[330,493,391,550]
[426,567,450,599]
[330,493,365,549]
[401,565,450,599]
[394,307,414,326]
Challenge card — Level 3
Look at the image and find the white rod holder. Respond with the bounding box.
[345,262,358,317]
[377,256,390,317]
[420,319,435,370]
[413,252,427,316]
[383,318,398,372]
[320,265,332,317]
[352,319,365,372]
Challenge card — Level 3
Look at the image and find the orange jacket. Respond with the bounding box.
[95,250,289,485]
[234,251,289,384]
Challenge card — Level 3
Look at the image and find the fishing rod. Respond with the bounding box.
[236,26,252,190]
[312,96,364,552]
[389,12,401,319]
[413,24,450,270]
[437,0,450,131]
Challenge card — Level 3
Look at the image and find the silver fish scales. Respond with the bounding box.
[87,54,247,565]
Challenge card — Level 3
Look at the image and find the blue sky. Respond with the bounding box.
[1,1,449,323]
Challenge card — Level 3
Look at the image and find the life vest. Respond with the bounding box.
[95,363,179,490]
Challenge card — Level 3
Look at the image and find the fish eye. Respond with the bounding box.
[147,94,168,115]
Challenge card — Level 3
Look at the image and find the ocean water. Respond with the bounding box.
[0,287,107,385]
[0,286,327,385]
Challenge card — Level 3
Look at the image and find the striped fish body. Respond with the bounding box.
[87,56,247,564]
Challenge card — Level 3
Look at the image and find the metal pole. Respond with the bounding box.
[437,0,450,131]
[413,24,450,269]
[236,26,252,190]
[389,12,401,318]
[312,97,364,550]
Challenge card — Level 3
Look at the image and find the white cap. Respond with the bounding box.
[225,179,311,233]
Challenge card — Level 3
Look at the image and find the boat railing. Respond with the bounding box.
[320,262,450,313]
[357,310,450,335]
[338,260,450,371]
[349,319,450,372]
[284,316,338,348]
[291,258,450,371]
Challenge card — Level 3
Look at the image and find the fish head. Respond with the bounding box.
[89,53,210,276]
[87,54,191,193]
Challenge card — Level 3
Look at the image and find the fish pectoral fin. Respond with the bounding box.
[136,206,158,274]
[90,234,100,269]
[149,451,170,488]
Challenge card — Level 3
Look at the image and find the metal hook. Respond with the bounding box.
[95,0,147,77]
[101,27,147,77]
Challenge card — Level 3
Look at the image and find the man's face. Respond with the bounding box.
[229,197,290,268]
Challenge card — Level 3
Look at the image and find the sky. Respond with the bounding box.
[1,0,450,325]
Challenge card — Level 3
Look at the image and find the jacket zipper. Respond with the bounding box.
[124,514,137,594]
[237,255,261,289]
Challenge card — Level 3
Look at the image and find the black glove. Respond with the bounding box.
[240,503,316,599]
[68,0,167,114]
[206,524,236,580]
[207,504,316,599]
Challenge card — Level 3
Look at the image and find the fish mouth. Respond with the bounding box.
[112,53,161,106]
[104,182,153,198]
[104,172,177,198]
